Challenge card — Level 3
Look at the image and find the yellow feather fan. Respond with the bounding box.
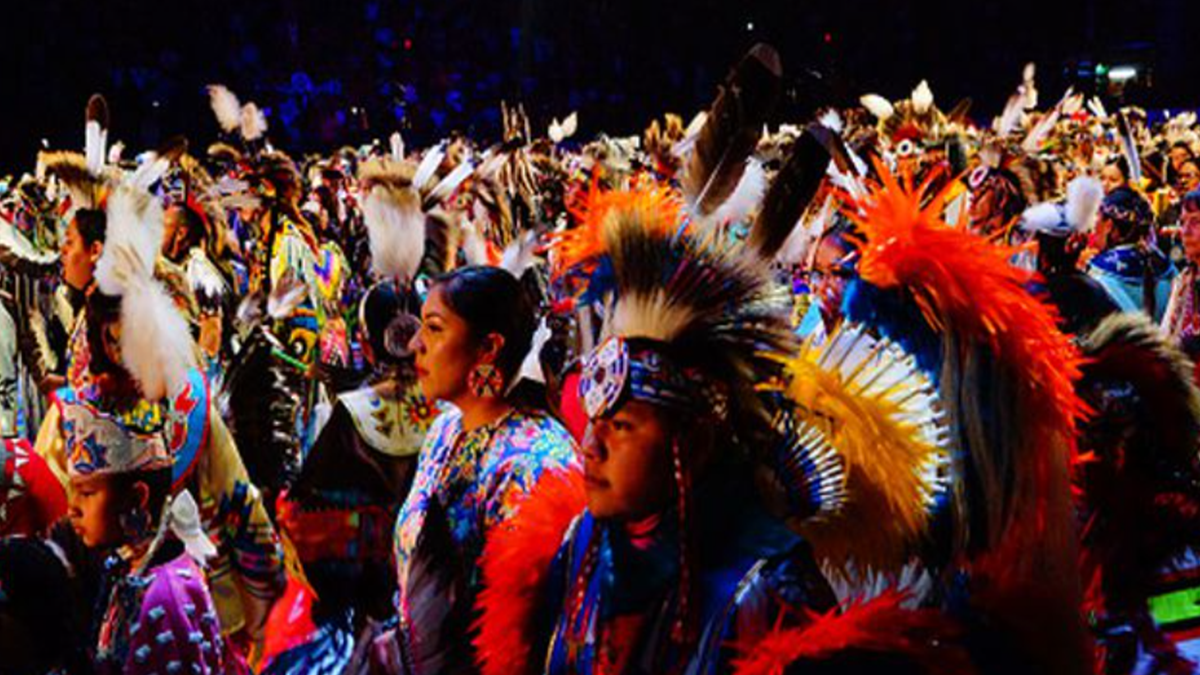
[765,323,950,578]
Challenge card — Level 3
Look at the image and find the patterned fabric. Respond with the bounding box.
[1162,266,1200,344]
[0,303,17,438]
[393,407,578,650]
[96,553,243,675]
[340,381,440,458]
[56,386,171,478]
[269,217,325,367]
[1087,245,1176,321]
[197,417,285,637]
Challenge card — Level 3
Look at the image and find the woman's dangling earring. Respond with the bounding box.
[468,363,504,398]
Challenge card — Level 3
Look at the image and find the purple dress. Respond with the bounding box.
[97,552,242,675]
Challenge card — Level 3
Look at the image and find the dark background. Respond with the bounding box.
[3,0,1198,170]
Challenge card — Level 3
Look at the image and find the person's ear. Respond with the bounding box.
[130,481,151,512]
[87,241,104,266]
[477,332,505,365]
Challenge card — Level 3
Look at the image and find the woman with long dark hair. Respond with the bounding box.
[386,265,577,674]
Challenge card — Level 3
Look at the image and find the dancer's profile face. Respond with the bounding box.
[67,474,121,548]
[61,219,101,291]
[581,400,673,520]
[410,286,481,404]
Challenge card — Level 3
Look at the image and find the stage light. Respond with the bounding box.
[746,21,754,31]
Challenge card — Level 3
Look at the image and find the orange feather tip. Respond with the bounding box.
[550,183,682,278]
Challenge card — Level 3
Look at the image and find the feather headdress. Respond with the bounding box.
[1020,175,1104,237]
[764,324,950,577]
[845,162,1092,674]
[85,94,109,177]
[680,44,782,222]
[207,85,242,134]
[358,157,425,283]
[565,184,798,448]
[94,179,197,401]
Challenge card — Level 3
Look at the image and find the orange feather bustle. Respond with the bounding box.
[549,182,681,279]
[473,468,586,675]
[847,163,1093,673]
[847,163,1089,545]
[729,590,976,675]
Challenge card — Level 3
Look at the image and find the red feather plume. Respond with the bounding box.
[473,467,586,675]
[730,590,975,675]
[847,162,1088,549]
[847,163,1093,674]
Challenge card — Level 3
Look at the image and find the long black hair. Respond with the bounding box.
[432,265,544,408]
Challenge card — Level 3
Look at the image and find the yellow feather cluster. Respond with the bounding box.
[768,325,949,578]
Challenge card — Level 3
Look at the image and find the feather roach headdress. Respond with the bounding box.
[844,162,1092,674]
[358,157,426,284]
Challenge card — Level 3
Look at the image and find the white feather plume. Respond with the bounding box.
[548,118,564,144]
[413,143,446,192]
[818,108,844,133]
[697,158,766,230]
[671,111,708,157]
[426,159,474,204]
[362,185,425,283]
[95,185,165,298]
[85,121,106,178]
[1020,202,1066,236]
[130,153,171,192]
[107,141,125,165]
[560,111,578,138]
[1088,97,1109,120]
[461,219,490,266]
[1065,175,1104,234]
[390,132,405,161]
[208,85,242,134]
[119,275,197,401]
[911,80,934,115]
[267,272,308,320]
[1021,62,1038,110]
[859,94,895,121]
[240,103,267,141]
[500,230,538,278]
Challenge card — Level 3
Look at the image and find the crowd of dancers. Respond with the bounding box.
[3,43,1200,675]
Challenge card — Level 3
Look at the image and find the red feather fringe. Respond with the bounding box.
[730,590,976,675]
[848,165,1094,673]
[847,164,1089,543]
[473,467,586,675]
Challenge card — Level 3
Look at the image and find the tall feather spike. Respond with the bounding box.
[680,43,782,218]
[85,94,109,177]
